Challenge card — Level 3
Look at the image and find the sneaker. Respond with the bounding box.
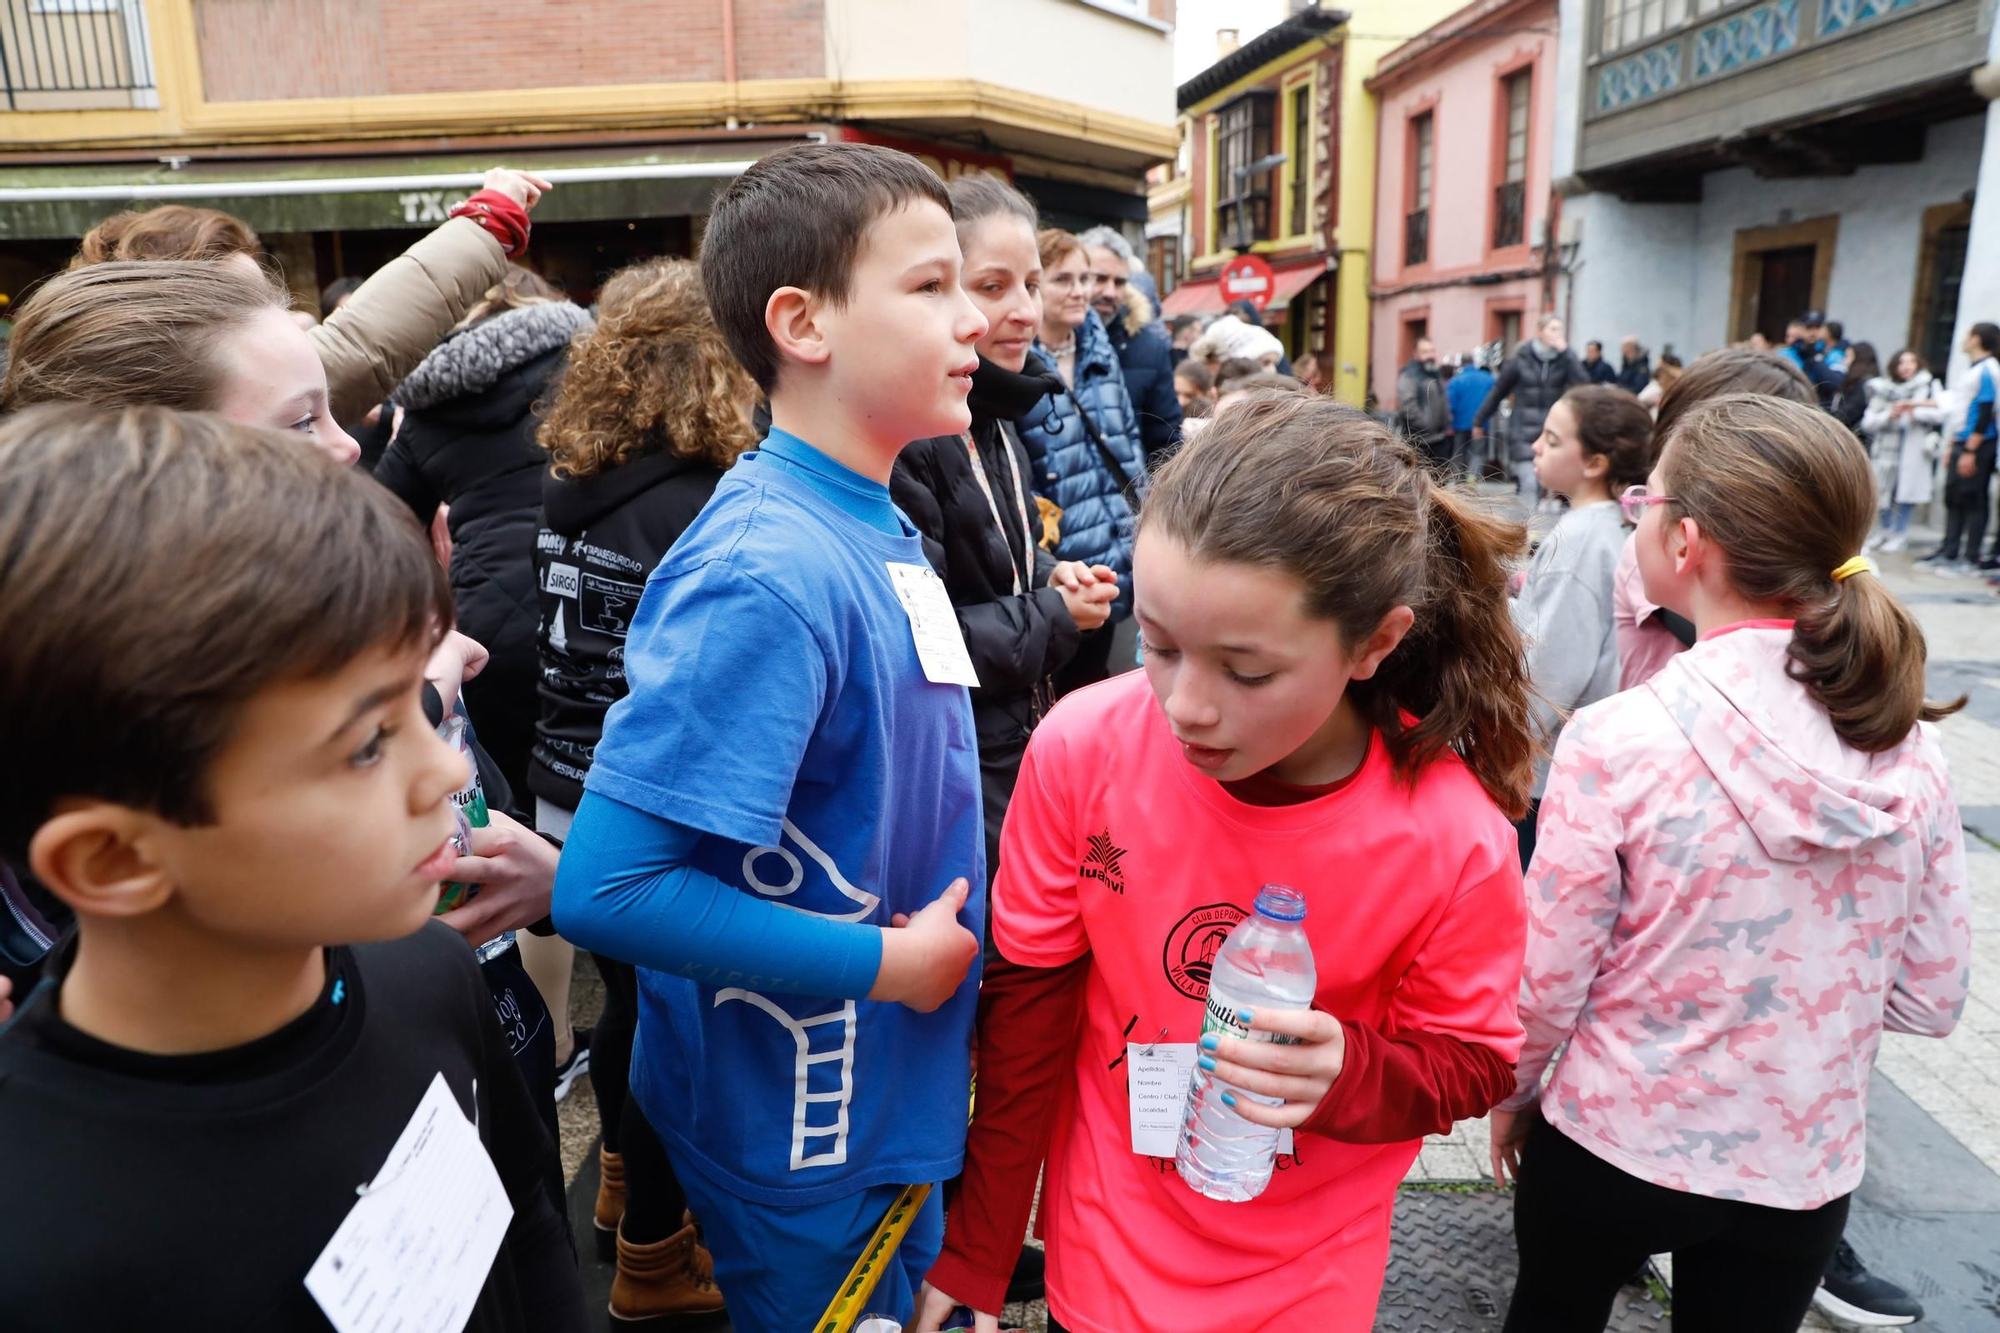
[1813,1240,1922,1326]
[553,1026,592,1103]
[1980,555,2000,571]
[1864,531,1887,552]
[1938,560,1977,578]
[1915,548,1953,566]
[1880,534,1908,553]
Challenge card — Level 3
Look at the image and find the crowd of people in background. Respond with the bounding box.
[0,143,1979,1333]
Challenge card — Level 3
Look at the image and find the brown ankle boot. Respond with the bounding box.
[593,1147,625,1261]
[610,1219,726,1322]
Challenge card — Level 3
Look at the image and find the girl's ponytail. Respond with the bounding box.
[1141,394,1537,816]
[1359,482,1537,817]
[1661,395,1964,751]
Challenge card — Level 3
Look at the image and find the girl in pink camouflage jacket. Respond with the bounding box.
[1492,395,1970,1333]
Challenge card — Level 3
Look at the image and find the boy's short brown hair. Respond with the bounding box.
[700,143,950,393]
[0,404,453,861]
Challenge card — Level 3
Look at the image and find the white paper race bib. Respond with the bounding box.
[885,562,980,687]
[1128,1042,1292,1158]
[305,1072,513,1333]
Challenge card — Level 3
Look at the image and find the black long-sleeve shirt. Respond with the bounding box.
[0,922,587,1332]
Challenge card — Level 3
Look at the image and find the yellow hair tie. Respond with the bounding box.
[1831,556,1876,583]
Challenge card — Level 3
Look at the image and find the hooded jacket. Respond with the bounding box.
[892,352,1081,748]
[1101,288,1184,469]
[529,446,726,812]
[376,300,592,793]
[1474,339,1588,461]
[1506,626,1969,1210]
[1017,310,1148,617]
[1395,358,1450,443]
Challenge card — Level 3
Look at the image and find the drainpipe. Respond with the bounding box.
[721,0,740,131]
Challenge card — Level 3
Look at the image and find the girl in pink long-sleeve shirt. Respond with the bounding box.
[1493,395,1970,1333]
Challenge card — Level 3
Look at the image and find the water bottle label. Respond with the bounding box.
[1201,992,1301,1047]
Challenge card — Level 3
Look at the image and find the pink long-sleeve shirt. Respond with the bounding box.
[1507,625,1970,1210]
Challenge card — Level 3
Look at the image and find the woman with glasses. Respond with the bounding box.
[1509,385,1656,868]
[1018,229,1151,691]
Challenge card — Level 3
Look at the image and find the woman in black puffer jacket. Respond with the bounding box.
[375,266,592,797]
[892,176,1117,913]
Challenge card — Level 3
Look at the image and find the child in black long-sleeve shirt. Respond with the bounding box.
[0,404,587,1333]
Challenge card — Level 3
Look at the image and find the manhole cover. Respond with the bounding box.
[1375,1188,1667,1331]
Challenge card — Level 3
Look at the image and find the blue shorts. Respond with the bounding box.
[666,1159,944,1333]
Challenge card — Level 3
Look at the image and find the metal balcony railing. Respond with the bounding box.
[1493,180,1526,249]
[1,0,157,110]
[1405,208,1429,267]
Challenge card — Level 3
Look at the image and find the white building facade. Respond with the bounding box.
[1553,0,1999,382]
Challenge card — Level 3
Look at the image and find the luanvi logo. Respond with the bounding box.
[1079,830,1128,895]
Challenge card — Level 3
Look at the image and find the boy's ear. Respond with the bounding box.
[765,285,832,373]
[1347,605,1417,682]
[1580,450,1610,481]
[28,802,177,922]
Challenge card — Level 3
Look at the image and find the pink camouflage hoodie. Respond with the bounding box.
[1505,624,1970,1210]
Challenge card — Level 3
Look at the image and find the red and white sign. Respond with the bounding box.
[1218,254,1277,312]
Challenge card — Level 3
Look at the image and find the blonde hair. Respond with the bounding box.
[537,258,756,478]
[459,264,560,329]
[0,259,287,413]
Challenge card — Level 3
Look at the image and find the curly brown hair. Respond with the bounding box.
[537,258,757,478]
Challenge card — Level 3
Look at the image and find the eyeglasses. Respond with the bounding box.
[1618,484,1676,523]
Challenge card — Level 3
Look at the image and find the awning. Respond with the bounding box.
[1160,262,1329,317]
[0,143,807,241]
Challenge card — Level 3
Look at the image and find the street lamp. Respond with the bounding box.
[1233,152,1288,252]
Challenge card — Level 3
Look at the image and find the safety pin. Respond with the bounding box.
[1138,1026,1170,1056]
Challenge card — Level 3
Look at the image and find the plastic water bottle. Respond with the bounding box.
[1175,884,1316,1202]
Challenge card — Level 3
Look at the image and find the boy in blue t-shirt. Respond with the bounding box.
[552,143,990,1332]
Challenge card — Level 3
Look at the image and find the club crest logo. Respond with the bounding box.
[1163,902,1248,1000]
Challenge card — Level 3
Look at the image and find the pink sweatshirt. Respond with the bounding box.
[1613,535,1685,690]
[1507,626,1969,1210]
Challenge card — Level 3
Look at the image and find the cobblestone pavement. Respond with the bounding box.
[556,520,2000,1331]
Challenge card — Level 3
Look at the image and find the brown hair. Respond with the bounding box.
[1174,360,1214,393]
[1038,227,1086,272]
[459,263,561,329]
[1658,395,1963,751]
[700,143,952,392]
[71,204,262,267]
[1652,346,1814,445]
[1141,395,1537,815]
[1889,348,1926,383]
[0,259,288,414]
[1213,357,1267,394]
[0,404,452,860]
[948,174,1039,245]
[538,257,757,478]
[1556,384,1655,493]
[1217,372,1308,403]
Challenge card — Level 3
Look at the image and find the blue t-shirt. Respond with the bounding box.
[585,429,985,1205]
[1447,367,1495,432]
[1959,357,1996,442]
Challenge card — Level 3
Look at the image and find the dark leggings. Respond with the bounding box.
[1504,1117,1849,1333]
[590,953,689,1244]
[1513,798,1541,873]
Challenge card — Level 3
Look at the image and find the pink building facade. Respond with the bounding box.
[1368,0,1559,408]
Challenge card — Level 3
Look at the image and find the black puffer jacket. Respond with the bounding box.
[529,447,725,813]
[377,300,592,797]
[1473,340,1589,462]
[892,352,1082,749]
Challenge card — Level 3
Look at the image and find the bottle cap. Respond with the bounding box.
[1253,884,1307,922]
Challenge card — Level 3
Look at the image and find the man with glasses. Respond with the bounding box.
[1077,226,1182,469]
